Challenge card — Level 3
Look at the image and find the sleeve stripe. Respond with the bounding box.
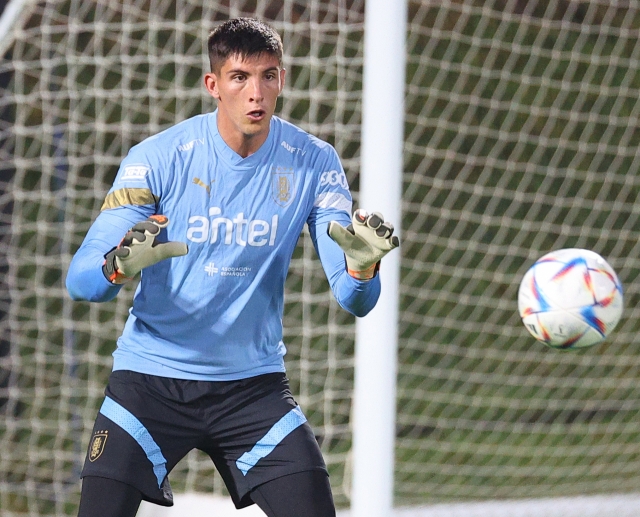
[313,191,351,212]
[101,188,159,211]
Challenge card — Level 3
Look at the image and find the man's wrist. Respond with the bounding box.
[347,262,379,280]
[102,249,132,285]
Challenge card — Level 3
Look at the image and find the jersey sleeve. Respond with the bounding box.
[307,146,381,317]
[65,142,165,302]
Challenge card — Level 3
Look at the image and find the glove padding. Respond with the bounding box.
[103,215,188,284]
[328,209,399,280]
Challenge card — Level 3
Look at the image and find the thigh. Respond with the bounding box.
[77,476,142,517]
[250,470,336,517]
[202,373,328,509]
[81,370,203,506]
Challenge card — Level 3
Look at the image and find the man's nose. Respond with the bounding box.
[249,78,264,102]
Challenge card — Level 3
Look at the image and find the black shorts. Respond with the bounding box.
[81,370,327,508]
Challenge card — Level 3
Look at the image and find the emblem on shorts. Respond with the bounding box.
[271,166,295,207]
[89,430,108,462]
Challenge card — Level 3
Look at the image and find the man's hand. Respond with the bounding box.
[103,215,188,284]
[328,209,399,280]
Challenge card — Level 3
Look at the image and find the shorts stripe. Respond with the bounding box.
[236,406,307,476]
[99,396,168,487]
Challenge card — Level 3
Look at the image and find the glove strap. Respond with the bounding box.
[102,249,133,285]
[347,262,379,280]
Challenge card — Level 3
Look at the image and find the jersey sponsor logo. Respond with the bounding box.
[204,262,219,276]
[178,138,205,152]
[89,430,108,462]
[187,207,279,247]
[204,262,252,278]
[271,166,296,207]
[280,140,306,156]
[193,177,215,196]
[120,164,150,182]
[320,169,349,190]
[219,266,251,277]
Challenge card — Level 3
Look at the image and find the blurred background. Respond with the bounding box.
[2,0,640,515]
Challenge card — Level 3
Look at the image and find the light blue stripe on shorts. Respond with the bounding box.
[99,396,168,488]
[236,405,307,476]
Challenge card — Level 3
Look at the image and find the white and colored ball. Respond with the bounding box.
[518,248,623,349]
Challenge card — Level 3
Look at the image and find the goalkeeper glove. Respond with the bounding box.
[328,209,399,280]
[103,214,188,284]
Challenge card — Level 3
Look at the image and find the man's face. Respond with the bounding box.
[204,53,285,154]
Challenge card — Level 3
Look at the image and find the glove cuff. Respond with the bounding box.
[102,249,133,285]
[347,261,380,280]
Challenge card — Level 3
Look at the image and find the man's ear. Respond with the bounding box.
[279,68,286,96]
[204,72,220,100]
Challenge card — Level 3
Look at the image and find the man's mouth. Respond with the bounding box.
[247,109,266,120]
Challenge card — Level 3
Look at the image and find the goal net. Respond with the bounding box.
[2,0,640,516]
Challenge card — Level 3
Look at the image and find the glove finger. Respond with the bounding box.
[353,209,368,226]
[148,214,169,228]
[113,247,131,258]
[121,230,147,247]
[153,241,189,258]
[372,228,400,252]
[366,212,383,230]
[383,233,400,250]
[328,221,357,248]
[376,222,394,238]
[130,221,161,235]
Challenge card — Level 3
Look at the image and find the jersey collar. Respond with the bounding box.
[208,110,276,170]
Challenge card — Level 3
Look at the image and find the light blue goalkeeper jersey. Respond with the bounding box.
[66,111,381,380]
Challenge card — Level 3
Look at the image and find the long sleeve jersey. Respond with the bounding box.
[66,111,381,380]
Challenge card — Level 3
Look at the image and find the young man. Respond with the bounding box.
[66,18,398,517]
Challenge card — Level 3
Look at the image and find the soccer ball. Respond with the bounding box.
[518,248,623,349]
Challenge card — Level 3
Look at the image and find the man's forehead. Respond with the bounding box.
[221,52,281,72]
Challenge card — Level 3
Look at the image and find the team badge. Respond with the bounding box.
[271,166,295,207]
[89,430,108,462]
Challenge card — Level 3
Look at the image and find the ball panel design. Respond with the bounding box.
[518,249,623,350]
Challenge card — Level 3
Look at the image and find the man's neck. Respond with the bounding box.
[216,114,269,158]
[226,135,265,158]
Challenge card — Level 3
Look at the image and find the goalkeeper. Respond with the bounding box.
[66,18,398,517]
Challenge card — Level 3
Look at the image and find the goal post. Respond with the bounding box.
[351,1,407,517]
[0,0,36,57]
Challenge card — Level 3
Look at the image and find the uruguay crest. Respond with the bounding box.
[89,430,108,462]
[271,166,295,207]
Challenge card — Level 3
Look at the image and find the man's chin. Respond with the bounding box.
[243,121,270,138]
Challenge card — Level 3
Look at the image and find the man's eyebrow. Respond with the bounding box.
[225,66,280,75]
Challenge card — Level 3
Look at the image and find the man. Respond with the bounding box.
[66,17,398,517]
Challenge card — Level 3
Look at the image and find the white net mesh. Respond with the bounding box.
[3,1,640,516]
[398,0,640,506]
[0,1,364,514]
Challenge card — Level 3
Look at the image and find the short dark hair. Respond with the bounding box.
[208,18,283,73]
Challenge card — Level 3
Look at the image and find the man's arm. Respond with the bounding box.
[309,209,385,317]
[101,214,187,285]
[66,208,141,302]
[328,209,399,280]
[66,207,187,303]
